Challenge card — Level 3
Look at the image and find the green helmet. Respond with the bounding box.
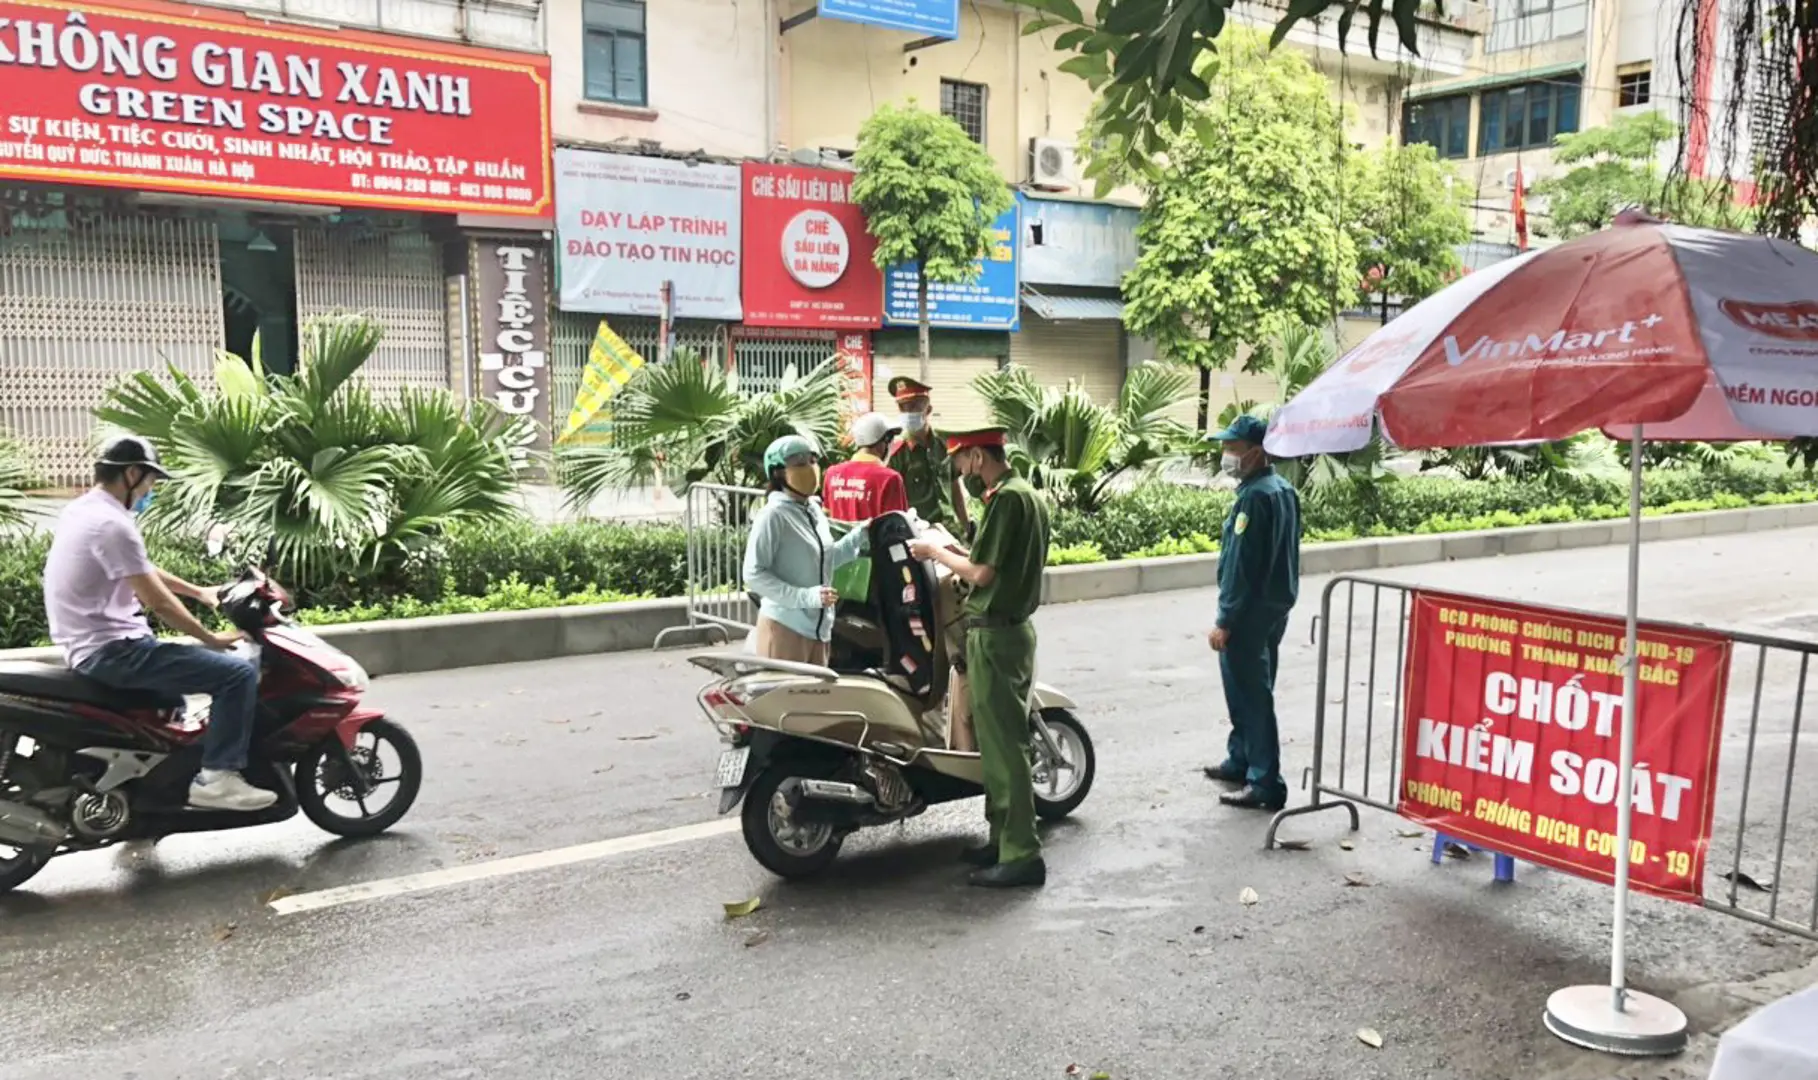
[762,433,819,474]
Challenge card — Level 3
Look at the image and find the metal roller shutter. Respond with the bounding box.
[0,212,222,485]
[872,357,999,431]
[1008,315,1124,404]
[295,227,447,395]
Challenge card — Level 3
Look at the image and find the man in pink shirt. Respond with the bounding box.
[43,436,276,812]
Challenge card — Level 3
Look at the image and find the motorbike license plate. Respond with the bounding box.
[714,747,751,789]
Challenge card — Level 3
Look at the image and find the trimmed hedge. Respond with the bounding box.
[3,462,1814,649]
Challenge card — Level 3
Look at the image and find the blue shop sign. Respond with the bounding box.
[819,0,959,38]
[883,202,1021,331]
[1018,192,1140,289]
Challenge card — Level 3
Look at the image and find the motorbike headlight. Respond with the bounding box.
[335,658,370,691]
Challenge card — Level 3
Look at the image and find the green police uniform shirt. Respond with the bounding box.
[888,434,952,525]
[963,473,1048,621]
[1216,466,1301,631]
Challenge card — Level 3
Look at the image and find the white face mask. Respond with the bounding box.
[900,412,927,432]
[1220,452,1244,478]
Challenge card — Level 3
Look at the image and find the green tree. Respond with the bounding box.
[1105,28,1358,431]
[555,352,848,505]
[1014,0,1428,182]
[973,361,1195,512]
[852,103,1016,382]
[1537,112,1755,236]
[1349,142,1471,320]
[95,314,528,586]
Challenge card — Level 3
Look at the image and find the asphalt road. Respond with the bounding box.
[5,528,1818,1080]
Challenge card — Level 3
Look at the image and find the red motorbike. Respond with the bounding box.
[0,563,422,893]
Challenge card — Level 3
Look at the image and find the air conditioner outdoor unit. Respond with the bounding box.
[1029,138,1075,189]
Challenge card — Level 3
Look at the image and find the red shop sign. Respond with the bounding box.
[740,162,881,329]
[1398,591,1731,904]
[0,0,552,216]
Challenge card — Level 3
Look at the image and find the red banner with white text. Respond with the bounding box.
[0,0,551,215]
[1398,591,1731,903]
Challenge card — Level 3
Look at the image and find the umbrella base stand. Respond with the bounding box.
[1544,985,1687,1056]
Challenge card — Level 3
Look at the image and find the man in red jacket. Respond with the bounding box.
[824,412,909,523]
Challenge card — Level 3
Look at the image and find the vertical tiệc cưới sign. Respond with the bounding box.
[476,239,551,476]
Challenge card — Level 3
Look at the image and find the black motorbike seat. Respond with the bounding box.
[0,661,153,712]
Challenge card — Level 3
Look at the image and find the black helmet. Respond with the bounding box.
[97,435,170,478]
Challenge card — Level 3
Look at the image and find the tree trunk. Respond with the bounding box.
[1196,365,1211,435]
[917,273,932,384]
[1379,290,1391,326]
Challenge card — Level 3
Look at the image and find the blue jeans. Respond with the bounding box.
[77,638,260,772]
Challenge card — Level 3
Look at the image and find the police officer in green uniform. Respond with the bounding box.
[1203,414,1301,811]
[886,376,973,540]
[909,427,1050,888]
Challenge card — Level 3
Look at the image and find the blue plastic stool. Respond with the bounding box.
[1432,832,1516,883]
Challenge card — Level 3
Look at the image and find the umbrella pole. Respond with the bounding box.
[1543,426,1688,1057]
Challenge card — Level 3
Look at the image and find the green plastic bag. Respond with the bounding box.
[829,521,871,602]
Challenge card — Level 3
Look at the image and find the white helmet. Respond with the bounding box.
[849,411,899,449]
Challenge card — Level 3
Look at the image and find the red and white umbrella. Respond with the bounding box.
[1264,215,1818,1056]
[1265,214,1818,457]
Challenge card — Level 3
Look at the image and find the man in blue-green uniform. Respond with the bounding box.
[910,428,1050,888]
[1203,414,1301,811]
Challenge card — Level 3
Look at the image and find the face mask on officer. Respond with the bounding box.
[900,412,927,433]
[953,450,989,499]
[122,467,157,514]
[1221,443,1259,479]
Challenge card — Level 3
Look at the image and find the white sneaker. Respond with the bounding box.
[190,770,279,812]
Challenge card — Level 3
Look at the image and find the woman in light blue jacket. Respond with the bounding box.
[743,433,869,663]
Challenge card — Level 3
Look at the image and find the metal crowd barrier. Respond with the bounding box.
[653,482,767,649]
[1267,574,1818,943]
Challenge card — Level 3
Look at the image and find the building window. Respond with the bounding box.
[941,79,987,144]
[1478,77,1582,154]
[1487,0,1588,53]
[583,0,646,107]
[1403,94,1472,159]
[1618,67,1652,107]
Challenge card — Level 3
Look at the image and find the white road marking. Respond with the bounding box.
[269,818,740,916]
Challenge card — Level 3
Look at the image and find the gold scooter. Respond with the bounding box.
[691,511,1096,879]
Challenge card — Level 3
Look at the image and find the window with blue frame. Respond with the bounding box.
[1478,76,1581,154]
[1402,94,1472,159]
[583,0,647,107]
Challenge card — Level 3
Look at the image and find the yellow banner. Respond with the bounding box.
[558,320,647,445]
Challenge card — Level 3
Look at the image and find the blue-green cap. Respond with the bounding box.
[762,433,820,473]
[1212,414,1268,445]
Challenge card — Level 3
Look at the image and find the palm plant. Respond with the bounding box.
[1420,436,1625,487]
[973,362,1195,512]
[1215,317,1395,498]
[0,431,41,534]
[94,314,529,586]
[555,350,849,506]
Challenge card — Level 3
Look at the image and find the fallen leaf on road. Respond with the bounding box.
[260,886,294,905]
[1065,1065,1082,1077]
[544,718,570,725]
[1231,930,1246,940]
[1239,887,1259,906]
[1722,870,1772,893]
[1339,840,1356,851]
[593,765,616,775]
[1093,1073,1111,1079]
[510,689,524,695]
[620,733,659,742]
[445,833,478,844]
[674,992,692,1002]
[723,897,762,919]
[1356,1027,1383,1049]
[1277,839,1312,851]
[1344,872,1372,887]
[213,923,236,942]
[1444,842,1472,859]
[1396,829,1425,839]
[1094,928,1115,936]
[743,931,771,948]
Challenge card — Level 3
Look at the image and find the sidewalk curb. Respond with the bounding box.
[6,503,1816,678]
